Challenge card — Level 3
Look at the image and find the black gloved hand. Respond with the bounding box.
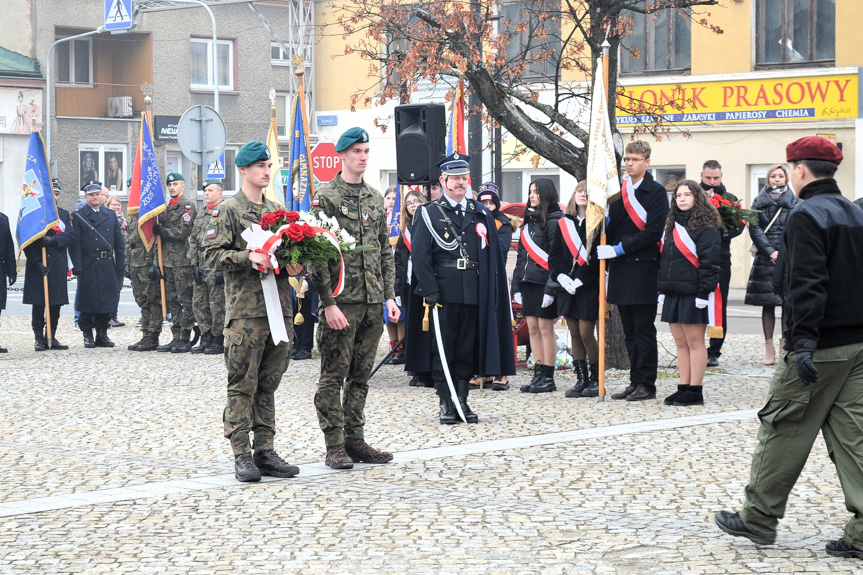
[193,264,204,284]
[424,292,439,307]
[152,224,162,236]
[147,265,162,281]
[8,275,16,287]
[214,272,224,286]
[794,338,818,386]
[124,264,131,279]
[41,235,56,247]
[37,263,50,276]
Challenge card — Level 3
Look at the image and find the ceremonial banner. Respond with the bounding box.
[126,118,144,216]
[285,95,312,211]
[388,183,402,247]
[138,114,167,251]
[17,131,59,251]
[447,81,467,155]
[264,108,286,207]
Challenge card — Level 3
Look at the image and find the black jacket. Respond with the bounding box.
[701,182,745,265]
[548,214,599,289]
[782,178,863,350]
[492,211,513,263]
[512,205,562,292]
[657,213,721,299]
[745,187,799,307]
[23,208,77,307]
[70,205,126,314]
[0,213,15,310]
[394,233,409,301]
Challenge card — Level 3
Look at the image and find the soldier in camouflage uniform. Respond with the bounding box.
[188,178,226,354]
[126,213,163,351]
[310,127,398,470]
[203,141,301,483]
[154,172,197,353]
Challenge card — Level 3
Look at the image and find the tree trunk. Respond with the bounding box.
[604,305,630,371]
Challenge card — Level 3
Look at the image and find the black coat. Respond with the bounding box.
[548,214,600,288]
[745,187,799,307]
[701,183,745,265]
[512,205,562,292]
[23,208,76,306]
[70,205,125,314]
[0,213,15,310]
[394,233,409,301]
[606,172,669,305]
[492,210,513,263]
[657,214,721,299]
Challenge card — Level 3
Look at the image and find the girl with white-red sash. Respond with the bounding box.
[657,179,722,406]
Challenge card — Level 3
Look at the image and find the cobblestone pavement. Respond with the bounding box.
[0,315,858,574]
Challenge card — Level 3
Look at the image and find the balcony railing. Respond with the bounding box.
[55,82,149,119]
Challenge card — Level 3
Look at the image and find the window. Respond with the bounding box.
[276,93,289,138]
[500,0,561,80]
[621,4,690,74]
[78,143,128,195]
[191,38,234,91]
[757,0,835,65]
[56,38,92,85]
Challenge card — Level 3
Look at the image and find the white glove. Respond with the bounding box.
[513,292,522,305]
[541,294,555,308]
[395,296,402,307]
[658,294,665,304]
[695,298,709,309]
[596,245,618,260]
[557,274,576,295]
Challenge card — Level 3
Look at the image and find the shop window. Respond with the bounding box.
[757,0,835,65]
[621,3,691,74]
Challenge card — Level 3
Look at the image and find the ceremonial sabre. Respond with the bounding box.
[432,306,467,423]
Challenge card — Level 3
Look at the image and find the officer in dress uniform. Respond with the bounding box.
[71,181,125,348]
[406,154,515,424]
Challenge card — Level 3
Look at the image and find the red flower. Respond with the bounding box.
[260,212,281,227]
[284,211,300,223]
[285,224,306,242]
[302,223,316,238]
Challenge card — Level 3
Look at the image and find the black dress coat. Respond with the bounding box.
[0,213,15,310]
[511,205,563,292]
[657,214,721,299]
[745,187,799,307]
[23,208,76,307]
[70,205,125,314]
[548,214,600,320]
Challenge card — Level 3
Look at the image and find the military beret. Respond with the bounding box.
[335,127,370,152]
[786,136,843,165]
[235,141,271,167]
[437,152,470,176]
[82,181,103,194]
[202,178,223,190]
[52,178,61,193]
[166,172,185,183]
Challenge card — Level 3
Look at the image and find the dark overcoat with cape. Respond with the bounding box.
[70,205,125,314]
[23,208,76,306]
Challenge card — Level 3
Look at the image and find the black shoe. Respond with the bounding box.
[82,330,95,349]
[521,364,542,393]
[94,329,115,348]
[136,335,159,352]
[234,453,262,483]
[204,335,225,355]
[253,449,299,478]
[626,384,656,401]
[664,384,690,405]
[191,332,212,354]
[171,339,191,353]
[291,348,312,360]
[439,396,457,425]
[707,355,719,367]
[156,338,178,352]
[344,438,394,463]
[826,538,863,559]
[673,387,704,406]
[409,376,421,387]
[49,337,68,351]
[455,379,479,423]
[611,384,637,400]
[34,335,48,352]
[714,510,775,545]
[0,346,7,353]
[108,317,125,328]
[566,360,588,397]
[128,336,147,351]
[580,382,599,397]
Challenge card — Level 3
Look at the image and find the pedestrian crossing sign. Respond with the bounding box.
[206,152,226,179]
[105,0,133,31]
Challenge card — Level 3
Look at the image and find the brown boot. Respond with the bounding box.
[344,438,393,464]
[324,444,354,469]
[764,339,776,365]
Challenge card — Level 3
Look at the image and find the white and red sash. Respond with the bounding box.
[559,217,587,266]
[520,225,548,270]
[672,222,723,336]
[403,227,412,253]
[404,227,413,283]
[621,179,647,231]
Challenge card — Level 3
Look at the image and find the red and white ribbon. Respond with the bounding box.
[559,217,587,266]
[671,223,722,333]
[404,228,412,252]
[304,225,345,298]
[520,225,549,270]
[476,222,488,250]
[241,223,289,345]
[621,178,647,231]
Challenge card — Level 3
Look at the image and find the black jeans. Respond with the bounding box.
[707,264,731,358]
[617,303,658,391]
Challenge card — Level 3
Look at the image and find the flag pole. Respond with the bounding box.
[294,56,316,202]
[597,41,611,400]
[41,247,52,340]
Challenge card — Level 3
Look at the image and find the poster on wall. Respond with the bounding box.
[0,88,43,134]
[103,145,126,193]
[80,146,101,190]
[79,144,128,193]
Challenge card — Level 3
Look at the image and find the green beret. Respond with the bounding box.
[166,172,184,183]
[235,141,271,167]
[202,178,223,190]
[335,127,369,152]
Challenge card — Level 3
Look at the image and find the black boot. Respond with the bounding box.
[581,363,600,397]
[49,336,68,350]
[82,330,95,348]
[171,338,191,353]
[435,381,457,425]
[128,334,148,351]
[136,333,160,352]
[566,359,588,397]
[529,364,556,393]
[520,364,542,392]
[204,334,225,355]
[34,331,48,352]
[191,331,212,354]
[455,379,479,423]
[157,338,178,352]
[94,328,115,348]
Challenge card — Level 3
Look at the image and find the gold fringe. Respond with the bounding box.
[294,312,304,326]
[708,326,724,339]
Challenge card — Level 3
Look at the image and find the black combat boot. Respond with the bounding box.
[581,363,600,397]
[82,330,95,348]
[253,449,300,477]
[566,359,588,397]
[156,338,178,352]
[171,339,191,353]
[34,331,48,352]
[234,452,261,483]
[204,334,225,355]
[137,333,160,352]
[520,363,542,392]
[435,381,457,425]
[128,335,148,351]
[49,335,68,350]
[94,328,115,348]
[455,379,479,424]
[529,364,556,393]
[191,331,212,354]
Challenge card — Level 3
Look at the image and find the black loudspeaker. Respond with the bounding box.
[395,104,446,185]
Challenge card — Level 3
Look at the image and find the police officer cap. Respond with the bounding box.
[335,127,369,152]
[235,141,271,167]
[52,178,61,193]
[477,182,501,210]
[166,172,184,183]
[202,178,223,190]
[82,181,103,194]
[437,152,471,176]
[786,136,843,165]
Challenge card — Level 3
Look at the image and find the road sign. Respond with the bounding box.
[105,0,133,31]
[206,152,226,179]
[310,142,341,182]
[176,105,227,167]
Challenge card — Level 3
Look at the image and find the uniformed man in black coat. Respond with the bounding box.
[23,179,77,351]
[71,181,125,348]
[406,154,515,424]
[0,209,16,353]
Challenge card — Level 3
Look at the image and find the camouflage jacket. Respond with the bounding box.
[159,195,196,267]
[188,202,221,269]
[309,172,395,307]
[125,214,156,268]
[202,189,293,322]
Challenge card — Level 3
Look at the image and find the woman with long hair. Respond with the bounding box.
[105,153,124,191]
[512,178,562,394]
[396,188,430,386]
[745,164,799,365]
[657,180,721,406]
[382,186,403,363]
[549,181,600,398]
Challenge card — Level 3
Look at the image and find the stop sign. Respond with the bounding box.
[310,142,342,182]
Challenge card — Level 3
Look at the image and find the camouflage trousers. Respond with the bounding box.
[314,303,383,447]
[164,265,195,338]
[223,316,294,455]
[192,270,226,336]
[130,265,162,335]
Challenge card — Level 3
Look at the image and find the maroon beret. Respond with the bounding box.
[786,136,843,165]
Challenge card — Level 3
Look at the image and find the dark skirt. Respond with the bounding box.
[521,282,558,320]
[557,281,599,321]
[660,293,708,325]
